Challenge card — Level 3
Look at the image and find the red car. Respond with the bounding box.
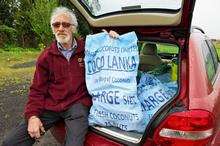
[51,0,220,145]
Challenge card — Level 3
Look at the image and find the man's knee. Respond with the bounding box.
[2,136,14,146]
[2,121,33,146]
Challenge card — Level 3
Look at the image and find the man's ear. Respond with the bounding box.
[72,28,80,38]
[52,28,55,34]
[72,26,77,33]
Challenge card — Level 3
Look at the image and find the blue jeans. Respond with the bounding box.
[2,103,89,146]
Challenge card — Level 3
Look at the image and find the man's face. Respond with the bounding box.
[52,14,76,45]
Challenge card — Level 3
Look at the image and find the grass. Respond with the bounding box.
[0,48,40,88]
[214,41,220,58]
[157,41,220,58]
[157,44,179,54]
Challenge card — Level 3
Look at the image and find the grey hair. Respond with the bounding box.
[50,6,78,28]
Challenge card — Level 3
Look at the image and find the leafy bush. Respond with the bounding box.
[0,25,17,47]
[14,0,38,48]
[214,41,220,58]
[28,0,59,46]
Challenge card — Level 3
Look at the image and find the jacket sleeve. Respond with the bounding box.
[24,51,49,120]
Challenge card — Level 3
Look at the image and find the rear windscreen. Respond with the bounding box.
[80,0,183,16]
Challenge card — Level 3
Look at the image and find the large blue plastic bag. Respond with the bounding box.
[137,72,177,129]
[85,31,144,132]
[149,72,178,91]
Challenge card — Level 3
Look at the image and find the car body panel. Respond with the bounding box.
[188,32,220,146]
[50,1,220,145]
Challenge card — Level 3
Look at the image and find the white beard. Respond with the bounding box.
[55,33,71,44]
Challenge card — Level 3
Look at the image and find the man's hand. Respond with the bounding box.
[102,29,119,38]
[27,116,45,139]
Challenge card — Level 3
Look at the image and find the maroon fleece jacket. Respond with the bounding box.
[24,39,92,119]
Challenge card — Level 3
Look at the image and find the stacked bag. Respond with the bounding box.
[85,32,177,133]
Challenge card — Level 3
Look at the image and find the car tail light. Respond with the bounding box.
[153,110,214,146]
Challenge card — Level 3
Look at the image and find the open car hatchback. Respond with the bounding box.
[51,0,220,145]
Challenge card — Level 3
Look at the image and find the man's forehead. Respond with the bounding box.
[54,13,71,21]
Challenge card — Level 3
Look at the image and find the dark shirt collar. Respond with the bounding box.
[48,38,85,56]
[57,38,77,51]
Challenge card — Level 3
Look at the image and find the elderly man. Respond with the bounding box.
[2,6,118,146]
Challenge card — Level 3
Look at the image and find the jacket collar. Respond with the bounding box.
[57,38,77,51]
[48,38,85,55]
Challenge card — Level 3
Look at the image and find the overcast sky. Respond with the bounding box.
[192,0,220,39]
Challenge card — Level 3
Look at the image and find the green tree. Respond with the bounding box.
[28,0,58,46]
[14,0,38,47]
[0,0,19,47]
[60,1,91,38]
[0,25,17,47]
[0,0,19,26]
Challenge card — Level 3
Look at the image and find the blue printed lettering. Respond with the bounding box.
[159,89,170,100]
[87,56,104,74]
[154,91,165,102]
[131,56,137,68]
[93,109,109,118]
[141,90,172,111]
[148,96,159,106]
[112,77,131,83]
[108,112,139,121]
[141,102,147,112]
[123,95,137,105]
[87,55,137,74]
[105,121,128,131]
[120,45,137,53]
[107,55,137,71]
[143,99,155,111]
[118,57,127,70]
[92,91,120,105]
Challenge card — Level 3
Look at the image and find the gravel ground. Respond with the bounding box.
[0,84,60,146]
